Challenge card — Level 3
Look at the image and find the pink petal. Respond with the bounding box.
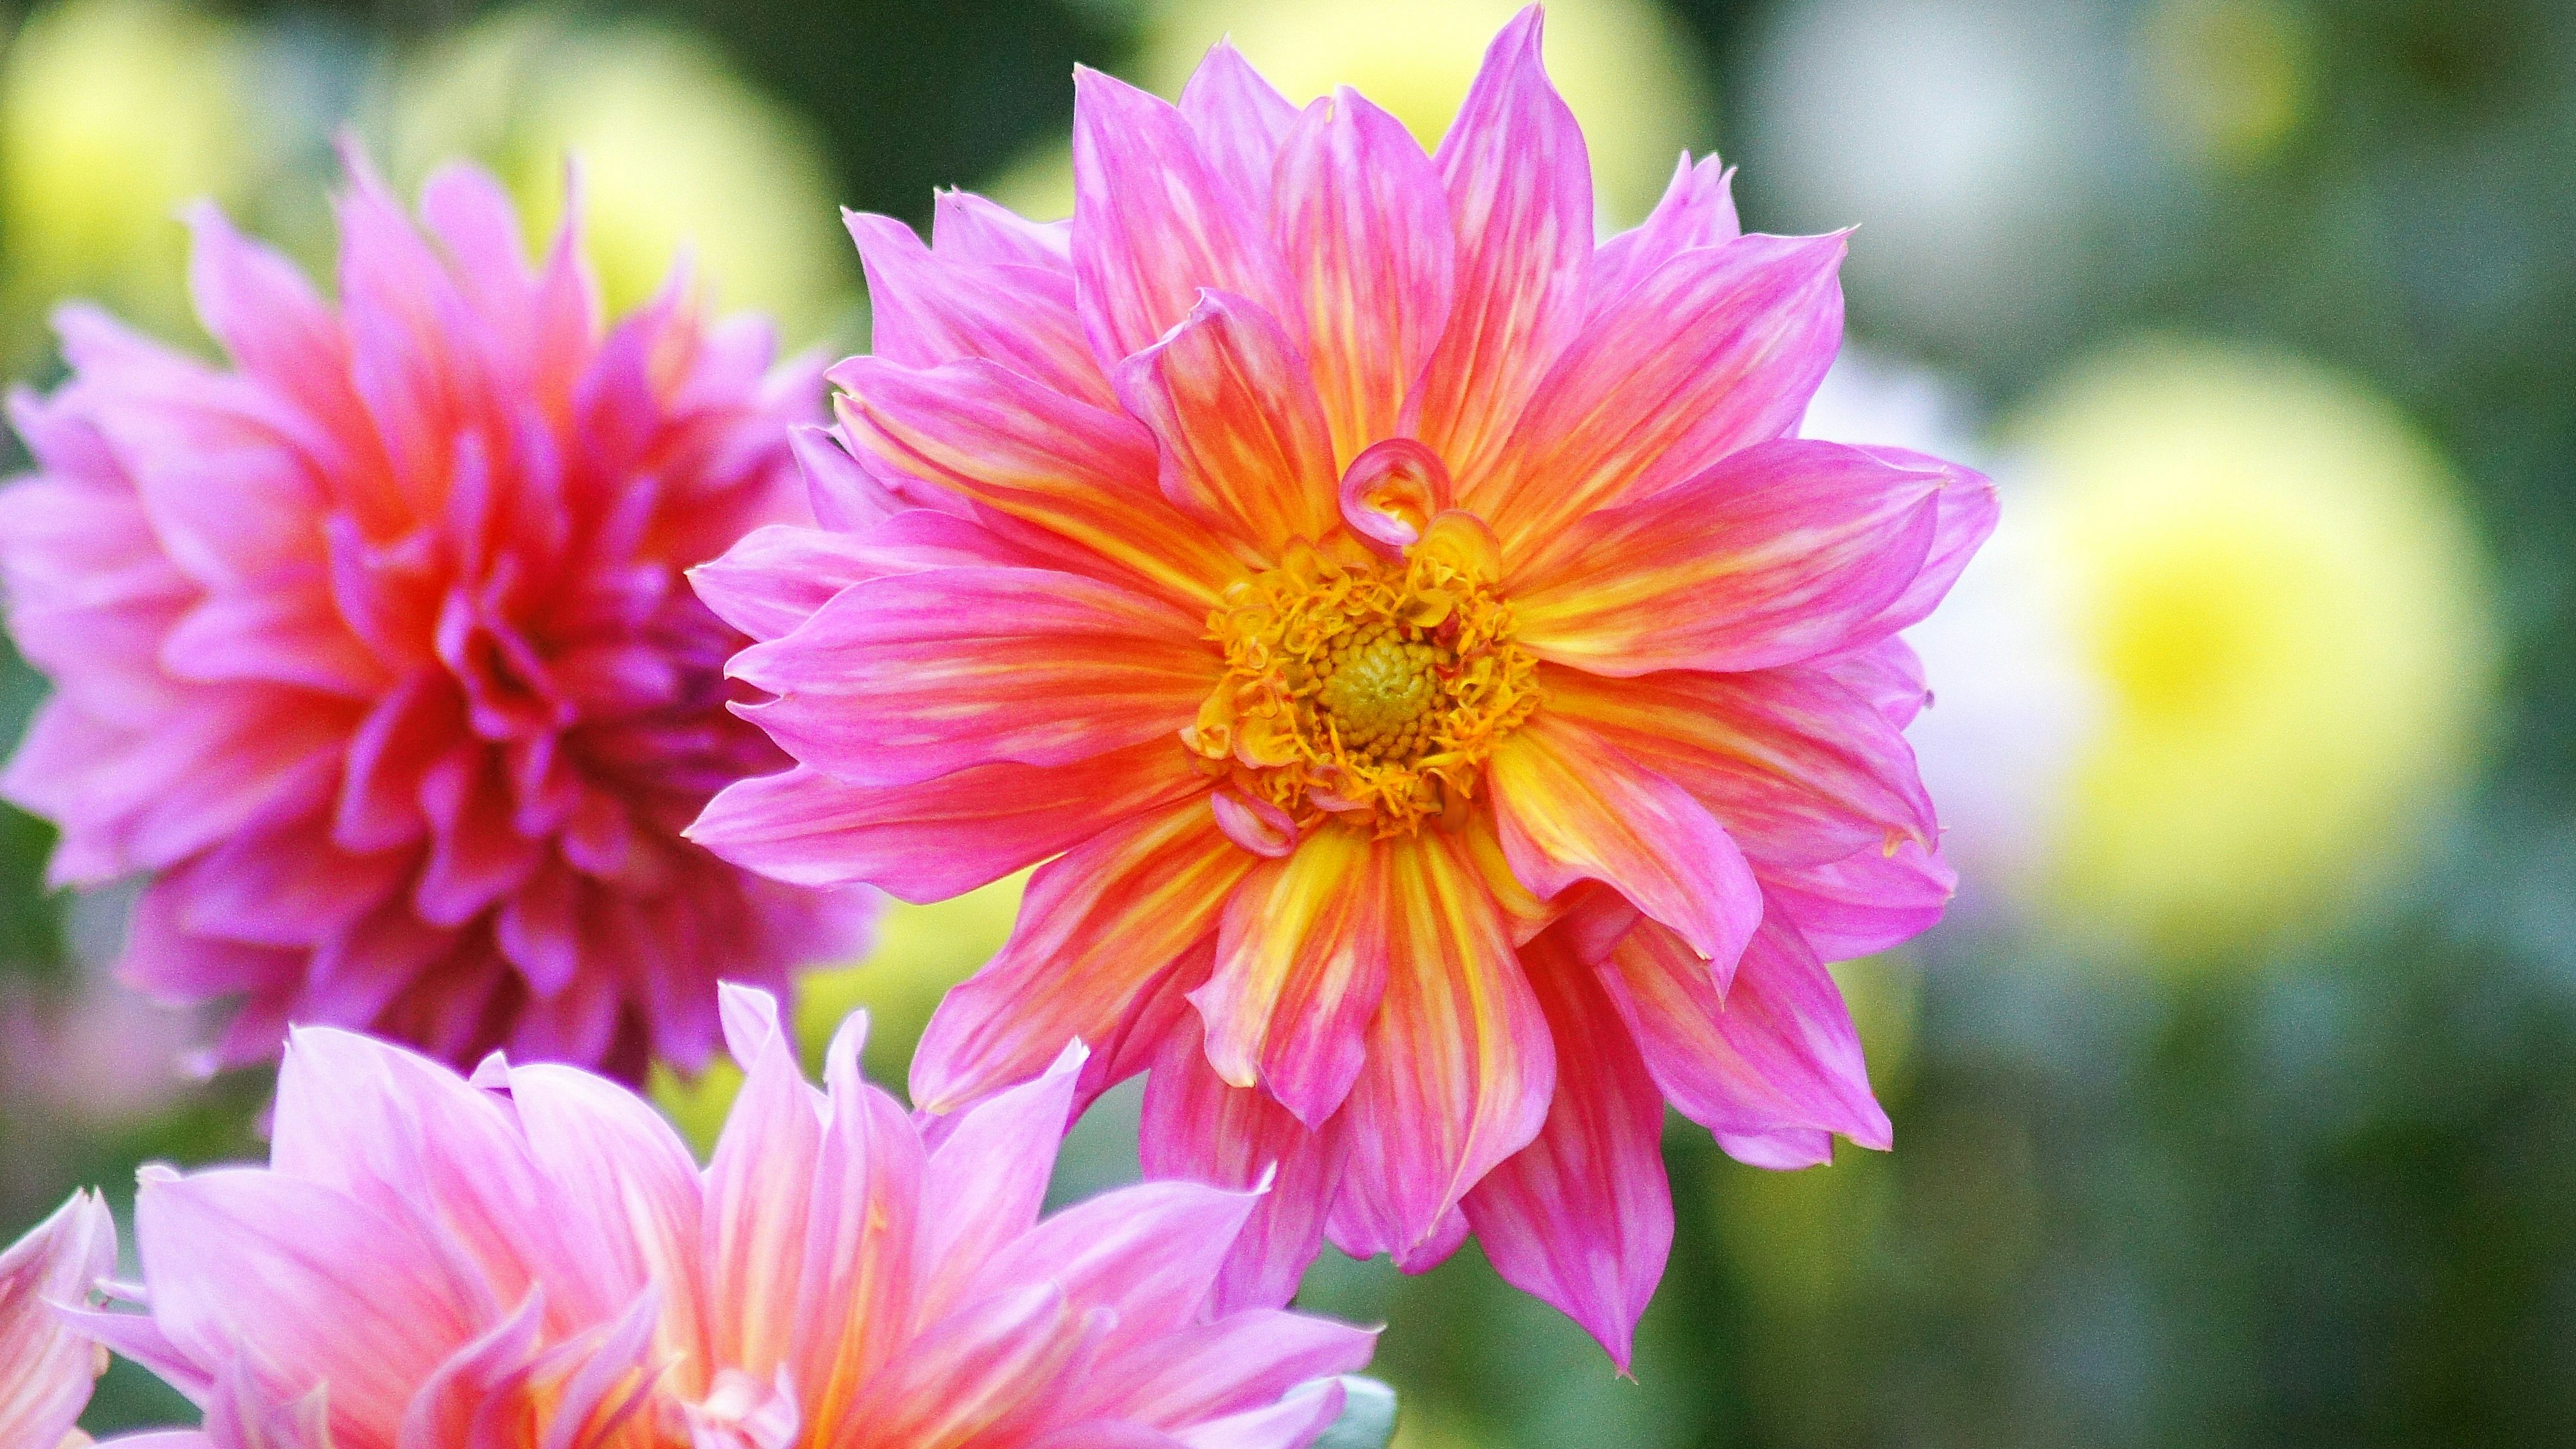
[1177,41,1300,222]
[914,1044,1084,1323]
[1174,1379,1346,1449]
[1826,636,1930,729]
[1597,911,1892,1156]
[1818,445,2000,650]
[1756,838,1955,960]
[690,742,1202,902]
[0,1191,117,1449]
[1073,1305,1375,1430]
[961,1175,1259,1361]
[793,421,909,531]
[930,189,1072,270]
[1114,289,1341,550]
[833,356,1248,608]
[1540,663,1936,868]
[1482,232,1849,552]
[849,209,1115,407]
[1071,67,1296,367]
[1413,7,1593,493]
[1140,1015,1350,1314]
[1587,153,1739,314]
[912,801,1254,1114]
[1192,824,1387,1127]
[846,1282,1088,1449]
[1510,437,1945,676]
[1271,89,1456,467]
[1328,830,1553,1260]
[1461,932,1670,1371]
[702,985,826,1382]
[1487,712,1762,974]
[729,565,1215,788]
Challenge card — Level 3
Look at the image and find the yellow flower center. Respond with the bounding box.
[1188,517,1540,838]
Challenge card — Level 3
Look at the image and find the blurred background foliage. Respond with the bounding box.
[0,0,2571,1444]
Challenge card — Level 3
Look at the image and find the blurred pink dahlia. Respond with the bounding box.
[689,7,1993,1363]
[62,987,1373,1449]
[0,1189,114,1449]
[0,152,867,1078]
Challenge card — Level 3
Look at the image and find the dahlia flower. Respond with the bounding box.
[60,985,1373,1449]
[690,8,1993,1362]
[0,1190,115,1449]
[0,150,866,1077]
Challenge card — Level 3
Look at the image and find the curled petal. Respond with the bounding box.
[1336,439,1453,559]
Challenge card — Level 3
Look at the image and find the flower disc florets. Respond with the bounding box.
[1190,523,1540,838]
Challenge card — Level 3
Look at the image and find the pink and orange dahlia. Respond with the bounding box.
[0,152,867,1078]
[60,986,1373,1449]
[690,9,1992,1362]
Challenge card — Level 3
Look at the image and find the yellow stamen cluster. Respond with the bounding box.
[1188,523,1540,838]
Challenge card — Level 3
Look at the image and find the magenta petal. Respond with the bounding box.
[1272,88,1457,466]
[1758,837,1956,960]
[1485,231,1850,550]
[1114,289,1342,548]
[1587,152,1740,315]
[1072,66,1297,368]
[1076,1307,1376,1428]
[1178,40,1300,221]
[729,565,1214,788]
[1414,5,1593,492]
[1462,933,1671,1371]
[932,189,1073,270]
[849,209,1116,407]
[1599,910,1892,1155]
[688,743,1199,902]
[1820,445,2000,651]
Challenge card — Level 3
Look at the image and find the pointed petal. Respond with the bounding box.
[833,356,1248,607]
[1597,912,1891,1155]
[1462,932,1670,1371]
[1193,824,1387,1126]
[914,1045,1083,1322]
[1487,712,1762,973]
[1587,154,1739,314]
[1413,7,1593,492]
[1483,232,1848,551]
[912,800,1255,1113]
[0,1191,115,1449]
[849,1283,1089,1449]
[1179,41,1300,220]
[1541,664,1935,868]
[1511,437,1945,676]
[1073,67,1296,366]
[1272,90,1456,467]
[849,210,1114,407]
[731,566,1216,788]
[1140,1016,1350,1314]
[932,189,1073,270]
[960,1176,1258,1364]
[798,1013,928,1433]
[1819,445,1999,648]
[1329,829,1553,1259]
[690,742,1202,901]
[1115,290,1341,549]
[702,985,826,1382]
[1074,1306,1376,1429]
[1757,839,1955,960]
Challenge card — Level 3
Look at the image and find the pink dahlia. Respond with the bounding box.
[0,1190,115,1449]
[62,985,1374,1449]
[689,8,1994,1364]
[0,151,867,1078]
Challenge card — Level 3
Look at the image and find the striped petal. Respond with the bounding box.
[849,210,1114,407]
[1327,830,1554,1260]
[1462,930,1670,1371]
[833,356,1248,608]
[688,742,1202,901]
[0,1191,115,1449]
[1073,67,1296,367]
[1272,89,1456,468]
[1487,711,1762,975]
[1413,7,1593,493]
[1587,152,1739,314]
[1115,290,1341,550]
[1191,823,1388,1126]
[1597,910,1891,1161]
[731,566,1216,788]
[912,800,1257,1114]
[1541,663,1935,867]
[1757,838,1955,961]
[1481,232,1848,553]
[1511,437,1945,677]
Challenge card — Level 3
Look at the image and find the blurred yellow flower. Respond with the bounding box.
[2008,340,2496,948]
[987,0,1710,227]
[0,0,256,351]
[650,876,1024,1156]
[385,11,857,341]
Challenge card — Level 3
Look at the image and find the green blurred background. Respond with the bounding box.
[2,0,2571,1444]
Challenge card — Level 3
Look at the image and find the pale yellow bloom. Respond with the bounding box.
[2008,340,2496,947]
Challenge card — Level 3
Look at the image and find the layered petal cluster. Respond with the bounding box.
[0,152,866,1077]
[0,1190,115,1449]
[690,9,1994,1363]
[65,986,1372,1449]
